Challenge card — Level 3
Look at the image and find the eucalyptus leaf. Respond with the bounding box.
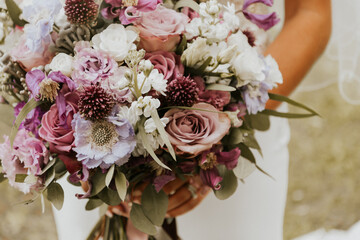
[105,165,115,187]
[24,175,37,185]
[233,156,256,179]
[246,114,270,131]
[237,143,256,164]
[39,158,56,175]
[98,187,122,206]
[44,167,56,188]
[174,0,200,12]
[269,93,319,116]
[150,112,176,161]
[130,203,157,235]
[90,169,107,197]
[115,169,127,201]
[243,133,261,151]
[260,110,316,118]
[85,199,104,211]
[141,184,168,226]
[206,84,236,92]
[15,174,27,183]
[196,56,212,74]
[225,128,244,145]
[46,182,64,210]
[10,99,42,147]
[214,165,238,200]
[138,124,170,170]
[5,0,27,26]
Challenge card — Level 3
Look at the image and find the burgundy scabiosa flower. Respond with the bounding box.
[166,76,199,107]
[78,84,115,120]
[65,0,99,25]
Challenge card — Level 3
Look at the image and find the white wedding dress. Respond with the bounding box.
[53,1,291,240]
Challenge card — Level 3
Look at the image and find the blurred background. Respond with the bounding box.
[1,46,360,240]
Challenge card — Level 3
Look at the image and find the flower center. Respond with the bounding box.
[90,121,117,150]
[39,78,59,102]
[200,152,218,170]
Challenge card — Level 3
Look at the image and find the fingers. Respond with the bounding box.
[167,185,193,211]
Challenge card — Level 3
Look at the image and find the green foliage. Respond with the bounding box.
[214,165,238,200]
[85,199,103,211]
[175,35,187,55]
[141,184,169,226]
[46,182,64,210]
[105,165,115,187]
[245,114,270,131]
[233,156,256,180]
[130,204,157,235]
[15,174,27,183]
[114,169,127,201]
[206,84,236,92]
[5,0,27,26]
[98,187,122,206]
[90,169,107,197]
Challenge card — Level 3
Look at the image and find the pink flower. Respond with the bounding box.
[0,129,49,194]
[11,34,54,71]
[39,91,80,153]
[72,41,117,86]
[193,76,231,110]
[145,51,184,81]
[134,6,189,52]
[164,103,231,157]
[181,7,199,20]
[242,0,280,30]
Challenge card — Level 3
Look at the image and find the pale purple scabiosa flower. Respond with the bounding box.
[199,147,240,190]
[72,41,117,86]
[22,0,62,52]
[242,81,272,114]
[242,0,280,30]
[0,129,49,194]
[14,102,45,137]
[71,113,136,169]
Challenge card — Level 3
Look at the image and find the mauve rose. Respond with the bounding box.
[145,51,184,81]
[11,35,54,71]
[135,6,189,52]
[164,103,231,157]
[39,92,79,153]
[194,76,231,110]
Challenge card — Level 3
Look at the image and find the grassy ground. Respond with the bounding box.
[0,83,359,239]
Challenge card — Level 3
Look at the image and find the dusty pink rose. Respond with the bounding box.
[11,35,54,71]
[194,76,231,110]
[135,6,189,52]
[181,7,200,20]
[0,129,49,194]
[145,51,184,81]
[39,92,80,153]
[164,103,231,157]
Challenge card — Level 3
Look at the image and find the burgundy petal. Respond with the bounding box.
[200,168,223,190]
[217,148,241,170]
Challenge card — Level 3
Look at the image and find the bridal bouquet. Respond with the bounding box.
[0,0,317,238]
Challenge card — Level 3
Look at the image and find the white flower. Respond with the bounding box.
[131,96,161,118]
[264,55,283,86]
[222,3,240,32]
[232,48,266,87]
[48,53,74,76]
[181,38,210,67]
[185,18,202,39]
[138,59,153,76]
[117,105,140,127]
[144,117,169,133]
[148,69,167,96]
[136,72,152,94]
[218,45,238,64]
[92,24,139,62]
[227,31,252,54]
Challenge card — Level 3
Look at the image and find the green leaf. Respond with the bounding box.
[260,109,316,118]
[225,128,244,145]
[233,156,256,179]
[15,174,27,183]
[138,124,170,170]
[130,203,157,235]
[176,35,187,55]
[214,166,238,200]
[46,182,64,210]
[5,0,27,27]
[243,133,261,151]
[44,166,56,188]
[105,165,115,187]
[0,173,6,183]
[237,143,256,164]
[141,184,168,226]
[98,187,122,206]
[39,158,56,175]
[245,114,270,131]
[10,99,42,147]
[206,84,236,92]
[174,0,200,12]
[85,199,103,211]
[196,56,212,74]
[90,169,107,197]
[269,93,319,116]
[150,112,176,161]
[115,169,127,201]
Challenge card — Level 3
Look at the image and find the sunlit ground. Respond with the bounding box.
[0,84,359,239]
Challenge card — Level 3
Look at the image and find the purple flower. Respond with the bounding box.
[14,102,45,137]
[242,81,272,114]
[199,147,241,190]
[243,0,280,30]
[72,41,117,86]
[153,172,176,192]
[72,113,136,169]
[0,129,49,194]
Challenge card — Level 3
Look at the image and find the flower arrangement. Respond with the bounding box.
[0,0,317,238]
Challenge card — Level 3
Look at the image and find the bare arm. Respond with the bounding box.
[265,0,332,109]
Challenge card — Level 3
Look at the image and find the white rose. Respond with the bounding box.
[232,48,265,87]
[265,55,283,86]
[48,53,74,76]
[92,24,139,62]
[181,38,210,67]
